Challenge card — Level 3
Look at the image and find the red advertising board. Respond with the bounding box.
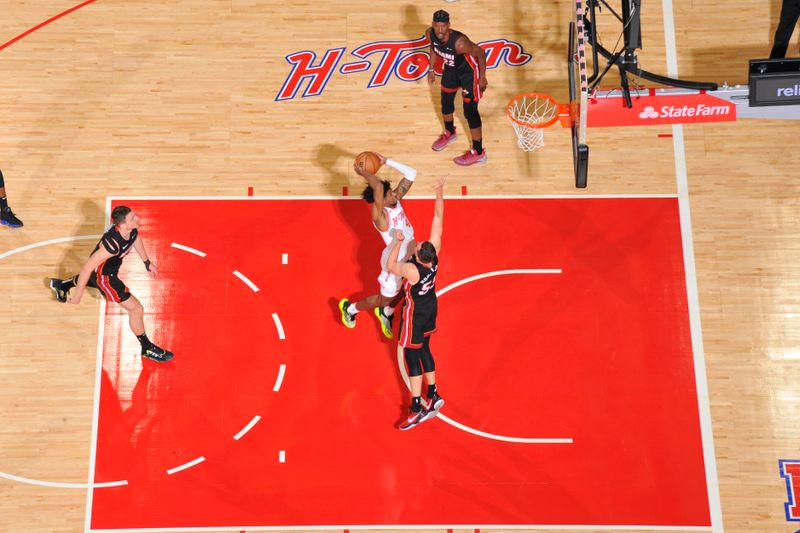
[587,90,736,127]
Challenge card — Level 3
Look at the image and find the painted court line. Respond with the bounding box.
[436,269,562,298]
[232,270,259,292]
[661,0,723,531]
[0,471,126,489]
[0,232,126,496]
[271,313,286,340]
[170,242,207,257]
[233,416,262,441]
[438,414,572,444]
[272,364,287,392]
[166,456,206,475]
[107,194,680,201]
[397,269,571,444]
[0,235,101,261]
[87,523,713,532]
[84,198,113,532]
[0,0,97,52]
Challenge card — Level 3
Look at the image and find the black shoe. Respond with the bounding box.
[142,343,174,362]
[49,278,68,303]
[1,206,23,228]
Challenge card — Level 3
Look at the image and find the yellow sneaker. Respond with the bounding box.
[338,298,356,328]
[374,307,393,339]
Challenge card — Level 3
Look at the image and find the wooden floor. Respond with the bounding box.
[1,1,799,532]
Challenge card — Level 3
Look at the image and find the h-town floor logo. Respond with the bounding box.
[275,36,532,101]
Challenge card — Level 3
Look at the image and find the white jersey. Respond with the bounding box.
[376,200,415,271]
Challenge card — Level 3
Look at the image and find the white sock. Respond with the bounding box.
[383,306,394,317]
[347,303,358,315]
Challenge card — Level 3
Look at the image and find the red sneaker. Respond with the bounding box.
[454,148,487,166]
[421,393,444,422]
[398,407,428,431]
[432,129,458,152]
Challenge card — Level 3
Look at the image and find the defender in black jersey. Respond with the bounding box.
[49,205,173,362]
[387,177,446,430]
[427,10,488,166]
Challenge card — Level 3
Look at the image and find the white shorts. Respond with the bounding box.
[378,269,402,298]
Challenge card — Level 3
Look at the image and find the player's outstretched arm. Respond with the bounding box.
[133,235,157,276]
[380,155,417,201]
[67,247,114,304]
[387,230,420,284]
[429,177,446,254]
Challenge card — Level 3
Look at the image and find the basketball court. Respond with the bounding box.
[82,196,708,530]
[1,1,800,533]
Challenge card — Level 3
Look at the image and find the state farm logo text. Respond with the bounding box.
[638,104,732,119]
[276,36,531,101]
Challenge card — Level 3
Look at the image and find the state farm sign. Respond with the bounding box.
[587,91,736,127]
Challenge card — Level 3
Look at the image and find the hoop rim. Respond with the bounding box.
[506,92,561,129]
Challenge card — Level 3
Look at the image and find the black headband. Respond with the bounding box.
[433,10,450,23]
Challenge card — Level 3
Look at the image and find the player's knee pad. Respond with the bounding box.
[441,90,456,115]
[463,100,482,129]
[404,348,423,377]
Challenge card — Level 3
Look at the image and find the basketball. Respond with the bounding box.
[355,151,382,174]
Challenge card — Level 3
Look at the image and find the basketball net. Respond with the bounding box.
[506,93,560,152]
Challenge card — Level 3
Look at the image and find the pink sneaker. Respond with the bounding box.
[453,148,487,166]
[431,129,458,152]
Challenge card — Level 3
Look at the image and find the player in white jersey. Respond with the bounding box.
[339,153,417,339]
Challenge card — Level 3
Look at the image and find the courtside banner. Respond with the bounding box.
[587,91,736,127]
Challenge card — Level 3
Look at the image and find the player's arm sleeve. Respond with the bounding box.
[385,159,417,182]
[100,235,120,255]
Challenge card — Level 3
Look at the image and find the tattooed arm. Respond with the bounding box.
[379,156,417,200]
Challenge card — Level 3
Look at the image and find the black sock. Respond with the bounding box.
[411,396,422,412]
[444,120,455,134]
[136,333,152,348]
[427,384,437,398]
[0,196,7,210]
[60,276,76,290]
[472,139,483,154]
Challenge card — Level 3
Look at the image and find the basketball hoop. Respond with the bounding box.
[506,93,564,152]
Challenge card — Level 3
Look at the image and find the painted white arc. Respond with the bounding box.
[436,269,562,298]
[272,364,287,392]
[0,471,127,489]
[271,313,286,340]
[166,456,206,475]
[232,270,259,292]
[233,416,262,440]
[438,414,572,444]
[397,269,572,444]
[170,242,207,257]
[0,234,102,260]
